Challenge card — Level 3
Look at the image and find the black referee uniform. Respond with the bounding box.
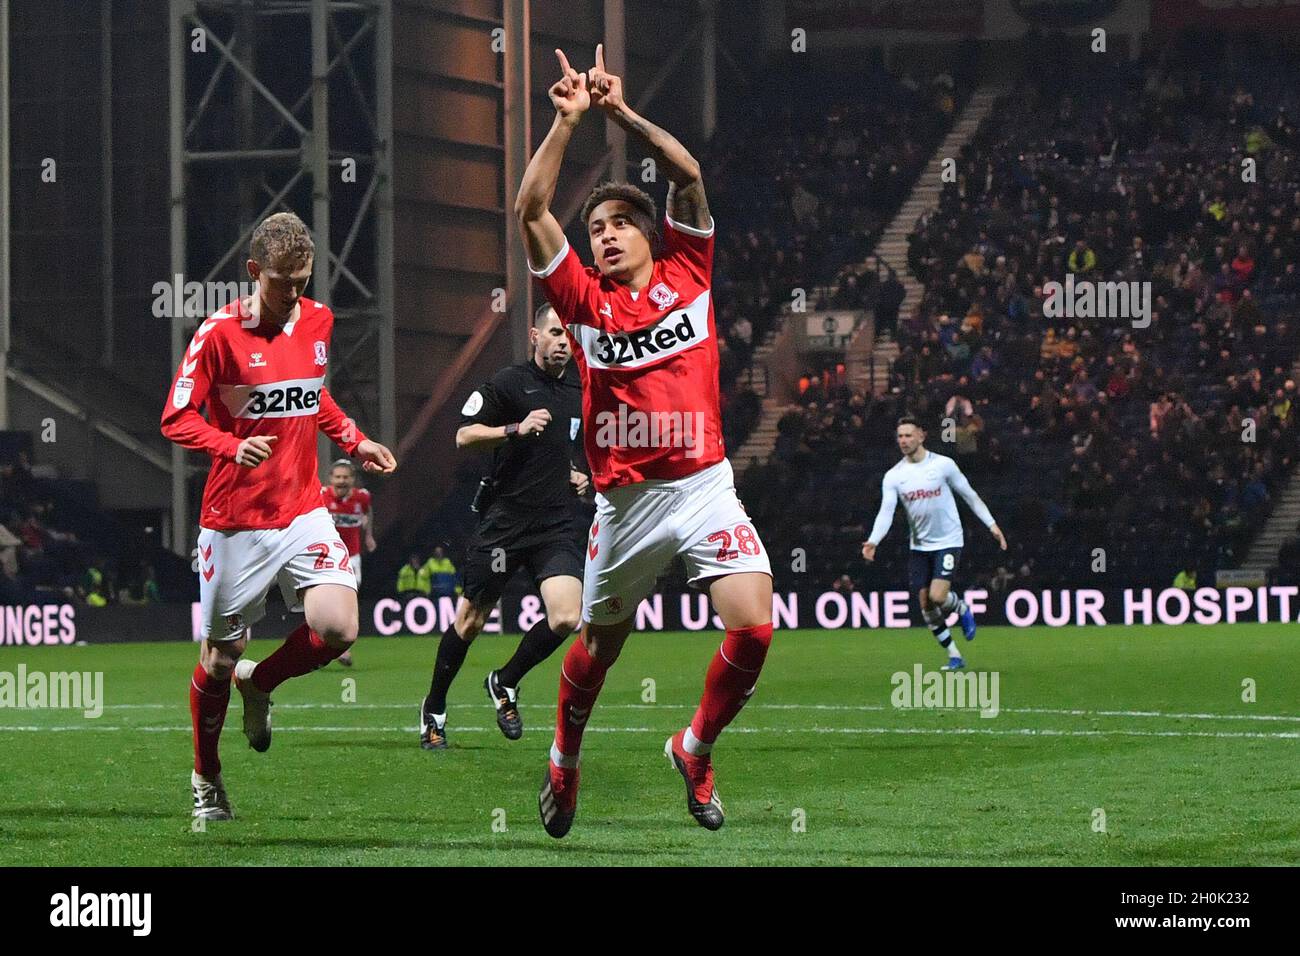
[458,357,588,604]
[420,327,592,750]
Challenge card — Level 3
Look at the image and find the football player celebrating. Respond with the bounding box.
[162,212,396,820]
[861,417,1007,670]
[321,459,376,666]
[516,45,773,837]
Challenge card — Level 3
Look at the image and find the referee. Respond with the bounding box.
[419,302,590,751]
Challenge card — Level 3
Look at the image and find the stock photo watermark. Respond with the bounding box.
[890,664,1000,718]
[0,665,105,719]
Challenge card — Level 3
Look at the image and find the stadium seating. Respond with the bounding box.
[741,35,1300,592]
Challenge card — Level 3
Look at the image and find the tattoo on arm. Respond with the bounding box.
[668,179,710,231]
[618,108,708,227]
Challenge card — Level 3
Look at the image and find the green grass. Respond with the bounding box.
[0,624,1296,865]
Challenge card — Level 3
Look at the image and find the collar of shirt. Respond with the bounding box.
[241,295,301,336]
[526,358,569,386]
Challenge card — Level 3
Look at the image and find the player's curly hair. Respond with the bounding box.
[250,212,315,267]
[580,181,658,245]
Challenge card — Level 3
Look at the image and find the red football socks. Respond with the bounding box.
[553,637,608,762]
[190,663,230,777]
[689,622,774,747]
[251,623,344,694]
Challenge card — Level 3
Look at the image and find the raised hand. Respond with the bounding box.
[589,43,624,114]
[549,49,590,123]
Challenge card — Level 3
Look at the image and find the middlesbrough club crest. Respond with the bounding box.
[314,340,328,366]
[649,282,679,310]
[604,596,624,615]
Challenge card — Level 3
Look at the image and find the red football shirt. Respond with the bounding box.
[321,486,371,556]
[160,296,366,531]
[531,215,725,492]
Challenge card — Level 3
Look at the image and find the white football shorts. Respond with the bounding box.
[582,458,772,625]
[197,507,358,641]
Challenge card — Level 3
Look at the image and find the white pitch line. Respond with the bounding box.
[94,701,1300,723]
[0,724,1295,740]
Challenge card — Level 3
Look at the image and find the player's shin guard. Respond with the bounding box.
[939,591,967,616]
[251,623,344,694]
[924,606,961,657]
[687,622,774,752]
[552,636,608,764]
[190,664,231,777]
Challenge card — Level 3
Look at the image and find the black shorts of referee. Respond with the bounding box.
[460,500,587,607]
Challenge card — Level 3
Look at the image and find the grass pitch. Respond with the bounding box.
[0,624,1296,866]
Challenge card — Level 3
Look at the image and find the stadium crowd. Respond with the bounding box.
[740,35,1300,592]
[711,64,963,451]
[0,443,164,606]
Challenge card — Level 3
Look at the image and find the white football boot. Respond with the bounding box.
[232,659,272,753]
[191,769,233,821]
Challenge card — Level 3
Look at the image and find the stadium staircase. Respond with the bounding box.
[731,87,1008,480]
[847,86,1007,395]
[730,328,798,480]
[1240,356,1300,576]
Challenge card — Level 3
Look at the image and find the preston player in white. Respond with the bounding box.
[862,417,1007,670]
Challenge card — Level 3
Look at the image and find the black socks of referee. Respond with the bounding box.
[426,618,568,713]
[497,618,568,690]
[426,623,471,715]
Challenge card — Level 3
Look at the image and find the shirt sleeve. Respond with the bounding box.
[159,324,242,461]
[530,241,602,329]
[662,214,716,286]
[867,473,899,546]
[459,379,511,428]
[945,458,996,527]
[318,387,367,456]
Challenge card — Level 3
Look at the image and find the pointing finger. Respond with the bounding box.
[555,48,572,76]
[596,42,605,73]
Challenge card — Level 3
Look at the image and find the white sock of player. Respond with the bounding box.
[939,591,967,617]
[550,741,579,769]
[924,606,961,658]
[682,725,710,756]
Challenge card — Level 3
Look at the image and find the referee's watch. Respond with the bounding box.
[504,422,520,439]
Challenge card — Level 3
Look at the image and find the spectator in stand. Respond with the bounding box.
[1067,239,1097,275]
[990,565,1016,595]
[397,553,432,598]
[1231,244,1255,287]
[426,545,460,600]
[0,522,19,579]
[876,268,906,337]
